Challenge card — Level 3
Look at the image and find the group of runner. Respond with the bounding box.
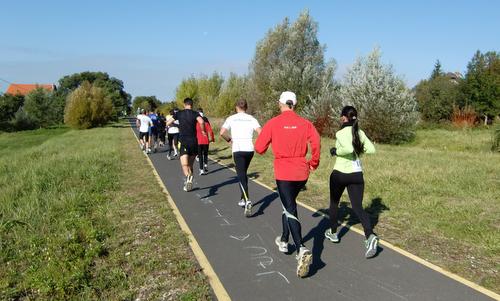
[135,91,379,278]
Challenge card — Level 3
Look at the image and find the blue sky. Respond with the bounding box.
[0,0,498,101]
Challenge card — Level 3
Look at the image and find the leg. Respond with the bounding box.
[234,152,249,201]
[198,145,205,170]
[167,134,173,156]
[202,145,209,170]
[276,180,307,253]
[346,173,373,239]
[329,170,346,233]
[180,155,191,177]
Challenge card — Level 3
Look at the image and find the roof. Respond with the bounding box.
[5,84,55,96]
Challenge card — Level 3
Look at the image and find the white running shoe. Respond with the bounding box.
[325,228,340,243]
[195,156,199,162]
[199,169,204,176]
[275,236,288,253]
[166,155,171,160]
[185,175,193,191]
[238,199,246,207]
[296,247,312,278]
[244,201,252,217]
[365,234,379,258]
[203,164,208,173]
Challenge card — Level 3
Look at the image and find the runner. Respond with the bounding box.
[325,105,379,258]
[136,109,152,153]
[166,109,180,160]
[148,110,159,153]
[254,91,320,278]
[196,109,215,175]
[220,99,261,217]
[158,112,167,147]
[167,98,206,191]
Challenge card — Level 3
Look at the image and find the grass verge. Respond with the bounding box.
[208,125,500,293]
[0,124,211,300]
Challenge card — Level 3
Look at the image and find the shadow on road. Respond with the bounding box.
[251,192,279,217]
[198,177,239,198]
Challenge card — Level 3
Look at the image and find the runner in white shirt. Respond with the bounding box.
[136,109,153,153]
[220,99,261,217]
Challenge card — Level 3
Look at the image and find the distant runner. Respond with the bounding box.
[136,109,152,153]
[326,105,379,258]
[196,109,215,175]
[148,110,159,153]
[166,109,180,160]
[220,99,261,217]
[255,91,320,278]
[158,112,167,147]
[167,98,206,191]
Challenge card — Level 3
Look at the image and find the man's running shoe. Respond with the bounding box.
[182,178,188,192]
[296,247,312,278]
[364,234,379,258]
[238,199,246,207]
[166,155,171,160]
[324,228,340,243]
[275,236,288,253]
[185,175,193,191]
[199,169,204,176]
[147,148,152,154]
[203,164,208,173]
[244,201,252,217]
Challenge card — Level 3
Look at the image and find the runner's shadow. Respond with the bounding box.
[302,214,329,277]
[198,177,239,198]
[250,192,278,217]
[248,172,260,179]
[206,163,235,175]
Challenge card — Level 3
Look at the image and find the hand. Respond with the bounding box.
[330,147,337,156]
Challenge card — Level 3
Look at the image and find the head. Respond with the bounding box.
[235,99,248,112]
[183,98,193,109]
[198,108,204,117]
[340,105,364,156]
[278,91,297,112]
[140,109,145,115]
[340,106,358,123]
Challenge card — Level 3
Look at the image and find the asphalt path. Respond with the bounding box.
[130,121,495,301]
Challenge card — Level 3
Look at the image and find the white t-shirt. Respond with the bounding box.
[137,114,152,133]
[166,115,180,134]
[222,112,261,152]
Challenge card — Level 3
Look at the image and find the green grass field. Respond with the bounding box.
[0,124,211,300]
[208,125,500,292]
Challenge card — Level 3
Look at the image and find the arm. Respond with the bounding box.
[255,127,262,135]
[254,123,272,155]
[206,122,215,142]
[196,116,206,135]
[166,117,175,126]
[361,130,376,154]
[220,127,232,143]
[136,118,140,128]
[307,123,321,170]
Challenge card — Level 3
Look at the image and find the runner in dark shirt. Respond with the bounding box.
[167,98,206,191]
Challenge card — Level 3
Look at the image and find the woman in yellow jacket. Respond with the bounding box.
[326,105,378,258]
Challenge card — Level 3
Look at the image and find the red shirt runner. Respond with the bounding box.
[255,111,321,181]
[196,119,215,145]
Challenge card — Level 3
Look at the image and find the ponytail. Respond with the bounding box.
[341,106,364,156]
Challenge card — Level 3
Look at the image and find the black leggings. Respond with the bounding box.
[233,151,254,201]
[198,144,209,169]
[167,133,178,155]
[329,170,373,239]
[276,179,307,253]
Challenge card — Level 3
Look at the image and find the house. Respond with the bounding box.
[5,83,56,96]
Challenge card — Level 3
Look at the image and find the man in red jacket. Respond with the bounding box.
[255,91,321,278]
[196,109,215,175]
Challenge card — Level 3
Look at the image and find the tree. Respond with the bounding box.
[197,72,224,115]
[57,71,131,118]
[216,73,248,117]
[339,48,418,144]
[249,10,332,120]
[23,88,59,128]
[0,94,24,131]
[415,75,459,123]
[430,60,443,80]
[132,96,162,113]
[64,82,113,129]
[459,50,500,123]
[175,76,199,107]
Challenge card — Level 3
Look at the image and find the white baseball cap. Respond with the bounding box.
[279,91,297,106]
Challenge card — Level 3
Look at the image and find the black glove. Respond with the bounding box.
[330,147,337,156]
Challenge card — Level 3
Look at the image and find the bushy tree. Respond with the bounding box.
[132,96,162,113]
[197,72,223,115]
[339,48,418,144]
[415,75,459,122]
[175,76,199,107]
[23,88,60,128]
[58,71,131,118]
[10,107,37,131]
[0,94,24,131]
[430,60,443,80]
[249,10,332,120]
[459,50,500,123]
[216,73,248,117]
[64,82,113,129]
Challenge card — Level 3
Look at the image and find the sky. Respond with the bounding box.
[0,0,499,101]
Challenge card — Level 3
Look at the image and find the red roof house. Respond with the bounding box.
[5,84,56,96]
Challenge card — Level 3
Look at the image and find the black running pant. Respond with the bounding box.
[233,151,254,201]
[167,133,178,156]
[198,144,209,170]
[329,170,373,239]
[276,179,307,253]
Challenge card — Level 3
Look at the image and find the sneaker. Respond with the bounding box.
[199,169,204,176]
[275,236,288,253]
[204,164,208,173]
[296,247,312,278]
[325,229,340,243]
[167,155,171,160]
[185,175,193,191]
[244,201,252,217]
[195,156,199,162]
[147,148,152,154]
[364,234,379,258]
[182,179,188,192]
[238,199,246,207]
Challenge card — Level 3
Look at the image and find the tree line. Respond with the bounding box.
[0,72,131,131]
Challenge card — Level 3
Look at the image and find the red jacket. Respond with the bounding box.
[255,110,321,181]
[196,119,215,145]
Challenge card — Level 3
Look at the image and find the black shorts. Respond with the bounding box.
[139,132,149,141]
[179,140,198,156]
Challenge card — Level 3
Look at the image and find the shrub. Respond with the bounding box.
[339,48,419,144]
[0,94,24,131]
[23,88,60,128]
[491,124,500,152]
[10,108,37,131]
[451,105,477,127]
[64,82,113,129]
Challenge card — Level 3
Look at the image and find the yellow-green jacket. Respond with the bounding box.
[333,126,375,173]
